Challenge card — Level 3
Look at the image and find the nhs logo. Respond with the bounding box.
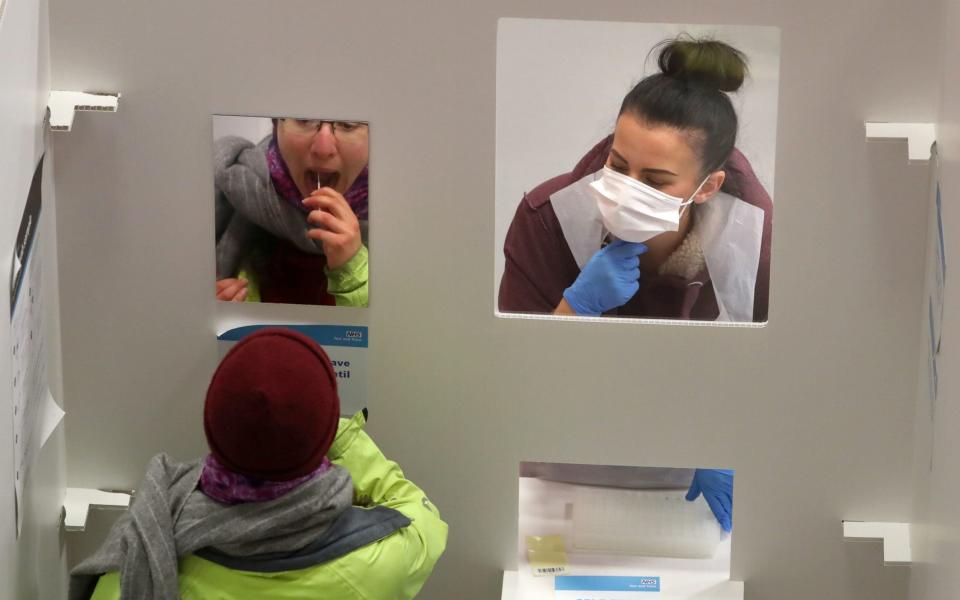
[555,575,661,599]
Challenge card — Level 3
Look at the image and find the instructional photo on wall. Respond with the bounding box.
[518,462,735,597]
[495,19,779,324]
[212,114,370,307]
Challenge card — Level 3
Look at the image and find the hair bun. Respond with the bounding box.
[657,36,748,93]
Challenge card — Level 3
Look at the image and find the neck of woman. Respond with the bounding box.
[639,207,695,274]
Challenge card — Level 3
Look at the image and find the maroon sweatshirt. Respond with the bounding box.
[498,136,773,322]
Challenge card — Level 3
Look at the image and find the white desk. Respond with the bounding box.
[509,477,743,599]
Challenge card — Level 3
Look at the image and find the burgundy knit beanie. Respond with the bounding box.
[204,327,340,481]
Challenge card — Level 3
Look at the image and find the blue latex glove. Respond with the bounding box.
[562,240,647,316]
[685,469,734,533]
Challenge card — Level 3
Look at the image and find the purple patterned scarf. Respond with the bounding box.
[199,454,331,505]
[266,134,369,220]
[344,167,369,220]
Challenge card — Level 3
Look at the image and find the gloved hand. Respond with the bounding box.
[685,469,734,533]
[562,240,647,316]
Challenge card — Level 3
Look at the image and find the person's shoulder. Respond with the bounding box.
[524,135,612,211]
[213,136,258,170]
[722,149,772,213]
[523,173,577,210]
[214,135,255,154]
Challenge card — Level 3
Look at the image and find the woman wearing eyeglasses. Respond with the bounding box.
[498,36,772,322]
[214,118,369,306]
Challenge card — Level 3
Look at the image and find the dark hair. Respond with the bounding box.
[619,35,748,175]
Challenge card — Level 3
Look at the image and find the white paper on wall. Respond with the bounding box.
[9,158,51,536]
[924,144,945,472]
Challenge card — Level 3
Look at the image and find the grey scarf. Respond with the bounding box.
[69,453,353,600]
[213,135,324,279]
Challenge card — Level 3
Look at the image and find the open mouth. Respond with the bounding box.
[307,170,340,191]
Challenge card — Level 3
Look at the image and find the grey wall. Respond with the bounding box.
[0,0,68,598]
[909,0,960,598]
[49,1,939,598]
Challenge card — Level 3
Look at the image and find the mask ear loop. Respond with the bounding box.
[679,174,712,218]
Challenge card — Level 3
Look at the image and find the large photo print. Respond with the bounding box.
[212,115,370,307]
[495,20,779,323]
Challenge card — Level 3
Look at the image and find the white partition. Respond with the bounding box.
[47,1,943,599]
[0,0,68,598]
[908,1,960,598]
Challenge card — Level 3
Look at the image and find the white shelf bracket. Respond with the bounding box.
[47,91,120,132]
[865,122,936,163]
[63,487,131,532]
[842,521,912,566]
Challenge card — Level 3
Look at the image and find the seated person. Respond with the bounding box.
[70,328,447,600]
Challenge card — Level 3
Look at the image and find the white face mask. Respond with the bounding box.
[589,166,709,243]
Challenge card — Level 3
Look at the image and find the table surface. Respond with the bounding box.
[508,477,743,599]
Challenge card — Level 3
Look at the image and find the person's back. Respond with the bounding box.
[70,328,447,600]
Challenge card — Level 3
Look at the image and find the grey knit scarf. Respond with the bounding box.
[68,453,353,600]
[213,135,324,279]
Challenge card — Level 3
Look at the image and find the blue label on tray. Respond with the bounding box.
[554,576,660,592]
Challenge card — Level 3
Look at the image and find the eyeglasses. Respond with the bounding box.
[283,119,368,143]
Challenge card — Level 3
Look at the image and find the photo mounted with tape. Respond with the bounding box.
[495,20,780,324]
[212,115,369,307]
[518,461,735,597]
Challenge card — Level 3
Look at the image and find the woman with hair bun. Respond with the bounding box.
[498,36,772,322]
